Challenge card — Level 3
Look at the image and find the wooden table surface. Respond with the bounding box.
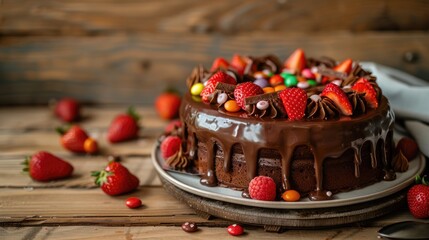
[0,105,420,239]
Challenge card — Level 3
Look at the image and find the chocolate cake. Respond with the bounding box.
[161,49,397,201]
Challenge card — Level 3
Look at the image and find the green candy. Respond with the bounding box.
[280,72,293,79]
[284,75,298,87]
[307,79,317,87]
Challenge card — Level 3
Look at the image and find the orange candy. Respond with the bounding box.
[282,189,301,202]
[269,74,284,86]
[84,138,98,154]
[274,85,287,92]
[263,87,275,93]
[224,100,241,112]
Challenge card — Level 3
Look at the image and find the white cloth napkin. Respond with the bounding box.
[361,62,429,157]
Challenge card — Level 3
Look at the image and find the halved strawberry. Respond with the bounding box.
[352,78,378,108]
[230,54,247,75]
[333,58,353,74]
[284,48,306,73]
[200,71,236,103]
[320,83,353,116]
[278,88,307,120]
[233,82,264,110]
[210,57,229,72]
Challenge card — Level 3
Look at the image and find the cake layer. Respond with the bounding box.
[181,94,395,200]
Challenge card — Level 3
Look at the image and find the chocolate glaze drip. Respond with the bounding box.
[181,94,395,201]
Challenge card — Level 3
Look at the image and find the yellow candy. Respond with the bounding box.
[263,87,275,93]
[224,100,241,112]
[274,85,287,92]
[190,83,204,96]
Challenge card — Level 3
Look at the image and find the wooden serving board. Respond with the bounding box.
[159,176,406,231]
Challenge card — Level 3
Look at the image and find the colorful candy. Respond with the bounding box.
[190,83,204,96]
[274,85,287,92]
[256,100,269,110]
[284,75,298,87]
[217,93,228,105]
[253,78,269,88]
[281,190,301,202]
[224,100,241,112]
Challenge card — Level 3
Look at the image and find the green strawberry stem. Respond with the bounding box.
[21,156,30,173]
[127,106,141,123]
[91,170,112,186]
[415,175,429,185]
[56,125,71,135]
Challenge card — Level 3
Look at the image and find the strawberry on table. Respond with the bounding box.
[92,161,140,196]
[407,175,429,219]
[57,125,98,154]
[278,87,307,120]
[23,151,73,182]
[320,83,353,116]
[233,82,264,110]
[200,71,236,103]
[155,92,182,120]
[107,107,140,143]
[54,97,80,122]
[352,78,379,108]
[284,48,307,73]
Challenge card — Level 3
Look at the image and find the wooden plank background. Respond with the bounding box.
[1,0,428,105]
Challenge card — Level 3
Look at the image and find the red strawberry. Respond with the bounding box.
[107,107,140,143]
[230,54,247,75]
[57,125,89,153]
[352,78,379,108]
[407,175,429,219]
[284,48,306,73]
[248,176,277,201]
[164,119,182,134]
[278,88,307,120]
[160,136,182,158]
[92,161,140,196]
[200,71,236,103]
[210,57,229,72]
[23,151,73,182]
[320,83,353,116]
[54,97,80,122]
[233,82,264,110]
[333,58,353,74]
[155,92,182,120]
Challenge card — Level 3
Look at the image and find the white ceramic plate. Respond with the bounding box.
[152,143,426,209]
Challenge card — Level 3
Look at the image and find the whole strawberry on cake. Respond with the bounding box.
[160,48,400,201]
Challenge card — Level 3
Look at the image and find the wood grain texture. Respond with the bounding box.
[1,0,428,34]
[0,225,395,240]
[1,33,428,105]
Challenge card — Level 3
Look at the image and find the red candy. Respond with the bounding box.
[126,197,142,209]
[227,224,244,236]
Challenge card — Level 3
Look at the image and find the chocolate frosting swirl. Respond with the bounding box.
[244,55,282,75]
[165,146,190,170]
[244,92,287,118]
[347,91,367,116]
[392,151,409,172]
[306,97,340,120]
[186,65,210,89]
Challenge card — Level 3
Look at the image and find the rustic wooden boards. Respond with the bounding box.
[1,0,429,105]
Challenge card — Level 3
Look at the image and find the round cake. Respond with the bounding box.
[161,49,400,201]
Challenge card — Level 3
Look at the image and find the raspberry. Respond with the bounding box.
[160,136,182,158]
[248,176,277,201]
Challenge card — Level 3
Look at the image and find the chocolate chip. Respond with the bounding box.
[181,222,198,233]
